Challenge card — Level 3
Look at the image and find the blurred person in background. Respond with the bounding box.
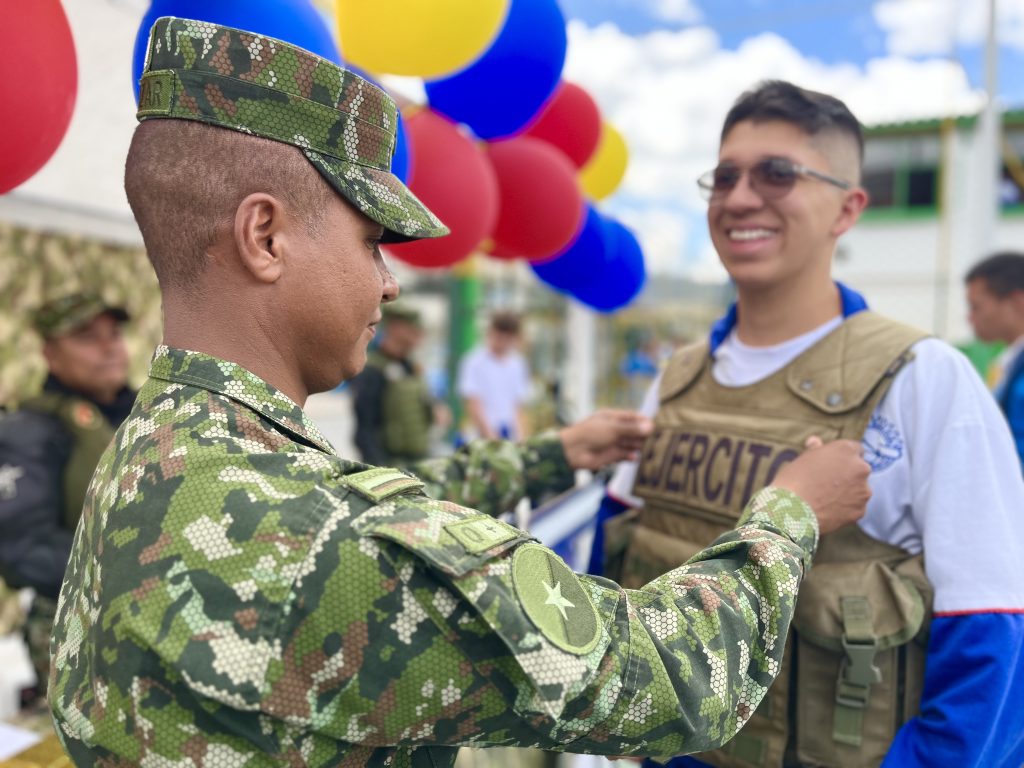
[0,292,135,703]
[592,80,1024,768]
[350,302,447,467]
[457,310,531,440]
[965,251,1024,470]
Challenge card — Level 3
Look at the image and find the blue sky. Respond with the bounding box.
[559,0,1024,108]
[549,0,1024,280]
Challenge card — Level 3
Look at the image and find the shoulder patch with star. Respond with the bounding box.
[511,543,600,655]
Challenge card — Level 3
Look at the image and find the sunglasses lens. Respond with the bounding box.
[712,167,740,192]
[754,159,799,192]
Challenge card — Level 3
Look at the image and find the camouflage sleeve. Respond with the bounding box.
[291,485,817,758]
[408,430,574,517]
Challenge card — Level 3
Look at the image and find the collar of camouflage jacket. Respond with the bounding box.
[148,345,336,454]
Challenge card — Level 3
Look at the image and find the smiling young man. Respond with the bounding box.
[47,25,876,768]
[595,81,1024,767]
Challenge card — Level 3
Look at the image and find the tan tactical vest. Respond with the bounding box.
[368,350,432,460]
[618,312,933,768]
[22,392,114,530]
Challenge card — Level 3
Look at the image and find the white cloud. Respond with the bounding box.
[874,0,1024,56]
[648,0,702,25]
[564,19,984,280]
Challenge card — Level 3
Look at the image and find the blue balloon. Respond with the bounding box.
[571,216,646,312]
[132,0,341,101]
[530,204,607,293]
[424,0,567,140]
[391,110,411,183]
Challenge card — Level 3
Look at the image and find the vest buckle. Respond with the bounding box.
[835,636,882,708]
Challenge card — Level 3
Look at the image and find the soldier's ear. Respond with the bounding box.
[234,193,286,284]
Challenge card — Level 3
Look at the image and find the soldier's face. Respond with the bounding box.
[287,193,398,392]
[43,313,129,404]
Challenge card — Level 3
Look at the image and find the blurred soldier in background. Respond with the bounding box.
[0,292,135,700]
[351,302,444,467]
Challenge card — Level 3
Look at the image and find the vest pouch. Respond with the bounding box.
[792,557,928,767]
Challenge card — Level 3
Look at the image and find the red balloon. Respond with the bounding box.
[0,0,78,194]
[385,108,498,268]
[522,82,601,168]
[486,136,584,260]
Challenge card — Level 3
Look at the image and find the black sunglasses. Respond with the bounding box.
[697,157,851,202]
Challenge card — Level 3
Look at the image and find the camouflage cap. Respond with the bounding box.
[136,17,448,243]
[381,301,422,328]
[32,292,130,338]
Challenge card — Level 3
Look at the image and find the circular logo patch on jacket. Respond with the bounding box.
[512,543,600,655]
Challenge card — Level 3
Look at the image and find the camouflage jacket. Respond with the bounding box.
[50,346,819,767]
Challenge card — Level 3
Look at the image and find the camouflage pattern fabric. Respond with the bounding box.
[26,594,58,694]
[50,346,819,767]
[31,293,130,339]
[0,222,161,407]
[138,17,447,242]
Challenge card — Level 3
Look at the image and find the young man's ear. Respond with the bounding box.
[832,186,869,238]
[234,193,287,284]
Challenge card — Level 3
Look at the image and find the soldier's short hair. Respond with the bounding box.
[966,251,1024,297]
[125,121,333,289]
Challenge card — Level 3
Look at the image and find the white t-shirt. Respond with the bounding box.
[456,346,531,439]
[608,317,1024,614]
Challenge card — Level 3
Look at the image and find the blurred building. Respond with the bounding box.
[836,108,1024,342]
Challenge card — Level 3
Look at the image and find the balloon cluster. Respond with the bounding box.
[114,0,638,312]
[368,0,644,312]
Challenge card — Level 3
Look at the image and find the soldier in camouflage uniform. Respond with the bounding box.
[48,18,871,767]
[0,292,136,699]
[350,302,438,468]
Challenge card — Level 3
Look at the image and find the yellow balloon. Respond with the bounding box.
[579,122,628,201]
[336,0,510,79]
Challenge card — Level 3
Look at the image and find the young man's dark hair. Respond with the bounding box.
[965,251,1024,296]
[722,79,865,168]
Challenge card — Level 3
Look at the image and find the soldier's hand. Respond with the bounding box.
[559,409,653,470]
[772,437,870,535]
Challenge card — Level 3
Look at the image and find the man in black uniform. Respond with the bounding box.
[0,292,136,698]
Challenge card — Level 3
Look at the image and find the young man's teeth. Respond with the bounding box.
[730,228,773,241]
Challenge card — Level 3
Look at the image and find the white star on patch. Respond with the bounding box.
[0,464,25,500]
[542,579,575,620]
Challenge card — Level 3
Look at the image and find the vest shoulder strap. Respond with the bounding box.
[658,340,710,403]
[786,312,928,416]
